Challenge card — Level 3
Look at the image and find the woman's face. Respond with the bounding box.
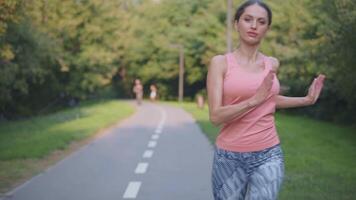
[235,4,269,45]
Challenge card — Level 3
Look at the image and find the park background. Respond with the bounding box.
[0,0,355,199]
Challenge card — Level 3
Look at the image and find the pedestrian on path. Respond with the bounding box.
[133,78,143,105]
[149,84,158,102]
[206,0,325,199]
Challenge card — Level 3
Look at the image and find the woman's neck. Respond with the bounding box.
[236,42,260,64]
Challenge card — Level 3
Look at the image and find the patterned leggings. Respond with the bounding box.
[212,144,284,200]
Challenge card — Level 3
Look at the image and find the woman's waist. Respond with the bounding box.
[221,120,276,136]
[216,126,280,152]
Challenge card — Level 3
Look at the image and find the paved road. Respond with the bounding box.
[3,102,214,200]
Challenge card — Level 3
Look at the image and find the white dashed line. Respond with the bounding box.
[123,182,141,199]
[151,134,159,140]
[157,107,167,129]
[123,106,166,199]
[135,163,149,174]
[143,150,154,158]
[148,141,157,148]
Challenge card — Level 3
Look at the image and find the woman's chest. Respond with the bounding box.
[223,69,280,101]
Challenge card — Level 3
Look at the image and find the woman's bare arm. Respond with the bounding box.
[276,74,325,109]
[276,96,311,108]
[268,56,326,109]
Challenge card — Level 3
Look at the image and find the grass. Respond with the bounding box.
[0,100,134,193]
[169,101,356,200]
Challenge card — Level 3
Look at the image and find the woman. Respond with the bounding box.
[133,79,143,105]
[207,0,325,199]
[150,84,158,102]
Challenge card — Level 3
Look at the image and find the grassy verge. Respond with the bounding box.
[0,100,135,193]
[169,101,356,200]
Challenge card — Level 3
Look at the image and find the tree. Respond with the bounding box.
[305,0,356,123]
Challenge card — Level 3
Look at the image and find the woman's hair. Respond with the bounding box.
[234,0,272,26]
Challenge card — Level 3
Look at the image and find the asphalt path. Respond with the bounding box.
[3,102,214,200]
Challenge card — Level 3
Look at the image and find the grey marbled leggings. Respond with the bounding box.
[212,144,284,200]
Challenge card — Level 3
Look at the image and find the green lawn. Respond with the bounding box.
[170,102,356,200]
[0,100,134,193]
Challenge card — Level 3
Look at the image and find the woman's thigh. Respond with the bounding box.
[246,153,284,200]
[212,148,249,200]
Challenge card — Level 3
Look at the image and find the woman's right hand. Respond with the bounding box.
[249,71,275,106]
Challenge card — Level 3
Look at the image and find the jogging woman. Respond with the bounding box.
[207,1,325,199]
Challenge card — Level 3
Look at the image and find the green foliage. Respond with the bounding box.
[0,0,355,123]
[0,100,134,160]
[26,0,124,99]
[0,0,21,36]
[277,0,356,123]
[0,0,130,117]
[0,18,61,117]
[308,0,356,122]
[115,0,226,100]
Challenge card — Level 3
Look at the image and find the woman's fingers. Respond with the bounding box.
[316,75,325,90]
[255,71,275,104]
[264,71,273,81]
[267,71,274,84]
[314,75,325,101]
[316,75,325,89]
[306,78,317,104]
[309,78,317,95]
[261,71,274,90]
[310,74,326,102]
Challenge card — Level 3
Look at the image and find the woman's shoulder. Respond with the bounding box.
[209,54,228,72]
[211,54,227,64]
[208,54,229,76]
[262,54,280,72]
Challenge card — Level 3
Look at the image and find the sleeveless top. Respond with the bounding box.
[216,52,280,152]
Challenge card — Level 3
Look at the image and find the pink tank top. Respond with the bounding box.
[216,52,280,152]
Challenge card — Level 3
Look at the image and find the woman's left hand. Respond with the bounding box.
[305,74,326,105]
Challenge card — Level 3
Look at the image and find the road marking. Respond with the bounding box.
[148,141,157,148]
[157,106,167,131]
[123,182,141,199]
[135,163,149,174]
[123,106,166,200]
[143,150,154,158]
[151,134,159,140]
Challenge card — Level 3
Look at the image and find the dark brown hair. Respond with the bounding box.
[234,0,272,26]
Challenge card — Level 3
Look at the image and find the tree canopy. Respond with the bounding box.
[0,0,355,124]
